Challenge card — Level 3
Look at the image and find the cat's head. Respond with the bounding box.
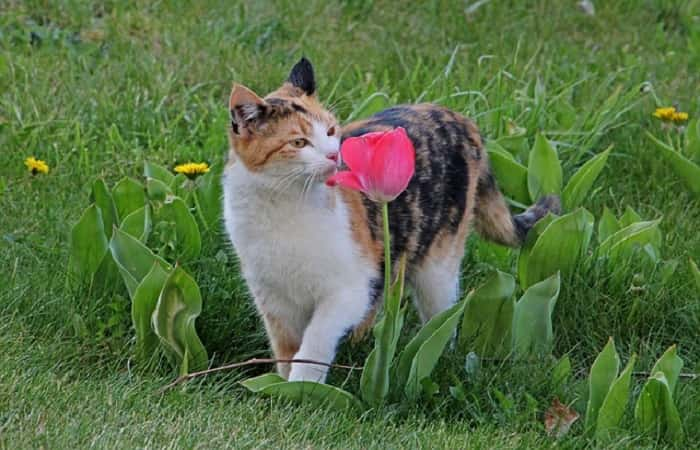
[227,58,340,187]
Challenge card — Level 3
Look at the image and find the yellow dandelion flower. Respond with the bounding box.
[174,162,210,179]
[25,156,49,175]
[653,106,677,121]
[671,111,689,124]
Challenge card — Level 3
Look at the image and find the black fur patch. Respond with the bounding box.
[287,57,316,96]
[513,195,561,241]
[231,98,307,133]
[342,104,477,271]
[230,109,240,134]
[291,103,308,113]
[266,97,308,115]
[368,278,383,306]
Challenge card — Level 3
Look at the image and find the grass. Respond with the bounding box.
[1,0,699,447]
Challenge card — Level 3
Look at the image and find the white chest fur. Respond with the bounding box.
[222,164,373,310]
[222,161,377,382]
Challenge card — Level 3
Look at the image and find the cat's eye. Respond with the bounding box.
[327,125,337,137]
[290,138,309,148]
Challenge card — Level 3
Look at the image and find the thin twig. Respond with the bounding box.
[632,371,699,380]
[158,358,363,393]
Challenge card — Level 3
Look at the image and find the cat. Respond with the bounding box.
[222,58,559,383]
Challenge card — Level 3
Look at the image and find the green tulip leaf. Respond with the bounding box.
[242,374,363,412]
[146,178,173,203]
[458,270,515,357]
[120,205,151,242]
[132,263,170,363]
[690,258,700,291]
[634,372,683,443]
[657,258,678,286]
[263,382,363,412]
[596,354,636,438]
[517,213,556,287]
[528,133,563,201]
[158,197,201,262]
[686,117,700,160]
[598,219,662,263]
[487,141,531,204]
[91,179,118,234]
[70,204,109,280]
[552,355,572,389]
[112,177,146,222]
[360,261,406,406]
[619,206,642,228]
[562,146,612,210]
[647,131,700,196]
[598,207,620,244]
[512,272,560,357]
[519,208,594,289]
[192,168,223,231]
[495,134,529,161]
[144,161,175,185]
[396,303,458,391]
[400,299,465,400]
[240,373,286,392]
[585,338,619,430]
[91,246,122,291]
[472,237,513,272]
[170,173,189,199]
[650,345,683,395]
[109,227,170,299]
[152,266,208,375]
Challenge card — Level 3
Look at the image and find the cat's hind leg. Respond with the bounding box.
[411,255,462,323]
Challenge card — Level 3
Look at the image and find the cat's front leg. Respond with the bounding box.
[249,283,308,379]
[262,311,303,379]
[288,291,370,383]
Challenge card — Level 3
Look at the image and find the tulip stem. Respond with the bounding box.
[382,202,391,295]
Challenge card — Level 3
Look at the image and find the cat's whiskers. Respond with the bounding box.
[300,172,316,204]
[267,167,306,198]
[325,97,348,116]
[300,161,333,204]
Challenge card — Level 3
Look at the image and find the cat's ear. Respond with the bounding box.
[287,57,316,96]
[229,84,267,135]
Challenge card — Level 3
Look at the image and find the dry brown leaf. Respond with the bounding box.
[81,29,105,43]
[544,397,580,438]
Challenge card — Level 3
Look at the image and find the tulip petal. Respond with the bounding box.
[361,130,389,146]
[340,136,373,174]
[326,171,365,193]
[368,127,415,201]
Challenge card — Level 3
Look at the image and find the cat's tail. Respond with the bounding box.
[473,169,560,247]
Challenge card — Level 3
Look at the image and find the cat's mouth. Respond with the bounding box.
[319,164,338,179]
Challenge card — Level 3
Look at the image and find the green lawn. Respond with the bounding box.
[2,0,699,448]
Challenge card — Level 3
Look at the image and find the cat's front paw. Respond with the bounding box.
[288,362,327,383]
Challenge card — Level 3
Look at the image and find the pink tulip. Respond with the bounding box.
[326,127,415,203]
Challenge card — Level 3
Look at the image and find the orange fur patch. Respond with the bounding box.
[229,121,302,171]
[263,313,301,379]
[423,157,480,263]
[342,119,393,136]
[336,188,383,342]
[338,188,382,266]
[228,82,338,172]
[473,154,520,247]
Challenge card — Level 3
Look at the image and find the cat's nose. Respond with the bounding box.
[326,152,339,162]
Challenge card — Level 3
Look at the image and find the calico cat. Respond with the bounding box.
[222,58,559,382]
